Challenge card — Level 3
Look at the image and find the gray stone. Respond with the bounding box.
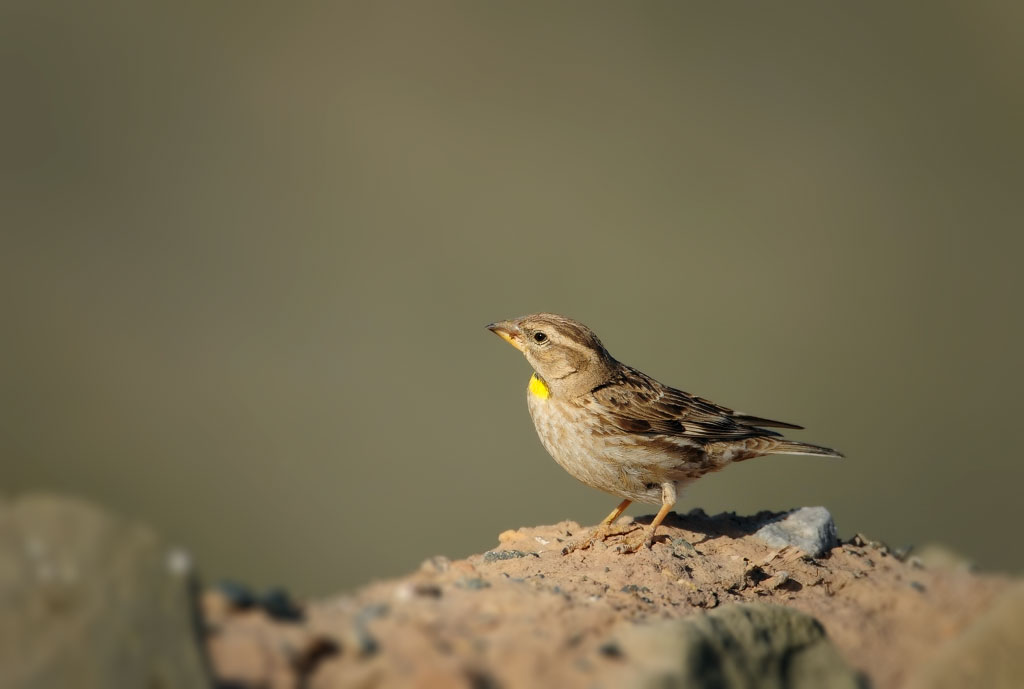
[754,506,838,558]
[0,494,209,689]
[613,603,866,689]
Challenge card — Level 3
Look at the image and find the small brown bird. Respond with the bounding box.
[487,313,842,553]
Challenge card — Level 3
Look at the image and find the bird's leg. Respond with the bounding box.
[616,482,677,553]
[593,498,637,538]
[560,499,634,554]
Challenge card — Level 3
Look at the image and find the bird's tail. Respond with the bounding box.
[770,440,844,459]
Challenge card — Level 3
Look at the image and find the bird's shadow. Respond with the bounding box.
[631,507,791,546]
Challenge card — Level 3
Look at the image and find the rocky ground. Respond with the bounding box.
[5,494,1022,689]
[202,508,1019,689]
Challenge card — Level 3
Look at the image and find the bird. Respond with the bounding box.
[486,313,842,554]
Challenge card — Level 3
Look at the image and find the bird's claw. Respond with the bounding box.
[560,539,590,555]
[614,527,655,554]
[561,523,639,555]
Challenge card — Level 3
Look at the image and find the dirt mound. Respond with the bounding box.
[205,509,1013,688]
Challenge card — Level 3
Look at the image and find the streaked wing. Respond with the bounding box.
[586,366,787,441]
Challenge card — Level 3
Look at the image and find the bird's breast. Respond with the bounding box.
[523,381,712,504]
[525,385,653,501]
[526,390,582,470]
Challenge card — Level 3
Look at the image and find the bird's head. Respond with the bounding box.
[487,313,617,397]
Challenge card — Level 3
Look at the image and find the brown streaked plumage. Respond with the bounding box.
[486,313,842,553]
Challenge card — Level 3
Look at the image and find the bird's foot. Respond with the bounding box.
[614,525,658,554]
[561,523,638,555]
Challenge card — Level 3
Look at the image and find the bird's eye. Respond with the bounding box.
[533,331,548,344]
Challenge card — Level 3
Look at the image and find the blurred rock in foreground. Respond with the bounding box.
[609,603,865,689]
[0,494,208,689]
[904,581,1024,689]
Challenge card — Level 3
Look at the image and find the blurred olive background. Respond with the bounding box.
[2,2,1022,595]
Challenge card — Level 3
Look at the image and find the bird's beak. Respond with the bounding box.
[486,320,525,352]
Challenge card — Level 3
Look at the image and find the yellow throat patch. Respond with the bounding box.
[528,373,550,399]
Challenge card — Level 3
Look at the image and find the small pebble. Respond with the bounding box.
[620,584,651,594]
[457,577,491,590]
[413,582,443,598]
[261,588,304,622]
[215,580,257,610]
[352,604,388,657]
[483,549,536,562]
[355,628,379,657]
[290,636,341,675]
[419,556,451,574]
[893,545,914,561]
[671,537,695,551]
